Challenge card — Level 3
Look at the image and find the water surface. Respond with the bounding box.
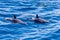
[0,0,60,40]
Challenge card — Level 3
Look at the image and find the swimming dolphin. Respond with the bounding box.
[5,15,27,25]
[28,14,48,23]
[33,14,48,23]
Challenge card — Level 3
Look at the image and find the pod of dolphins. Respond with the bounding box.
[5,14,48,25]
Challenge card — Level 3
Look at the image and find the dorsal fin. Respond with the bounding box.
[13,15,16,19]
[36,14,39,18]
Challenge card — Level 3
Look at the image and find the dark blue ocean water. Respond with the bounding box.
[0,0,60,40]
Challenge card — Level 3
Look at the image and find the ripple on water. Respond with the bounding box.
[0,0,60,40]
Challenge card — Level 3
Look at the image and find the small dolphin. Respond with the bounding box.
[28,14,48,23]
[5,15,27,25]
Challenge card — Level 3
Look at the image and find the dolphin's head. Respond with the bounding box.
[5,18,12,21]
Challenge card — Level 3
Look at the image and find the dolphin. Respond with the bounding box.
[33,14,48,23]
[5,15,27,25]
[28,14,48,23]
